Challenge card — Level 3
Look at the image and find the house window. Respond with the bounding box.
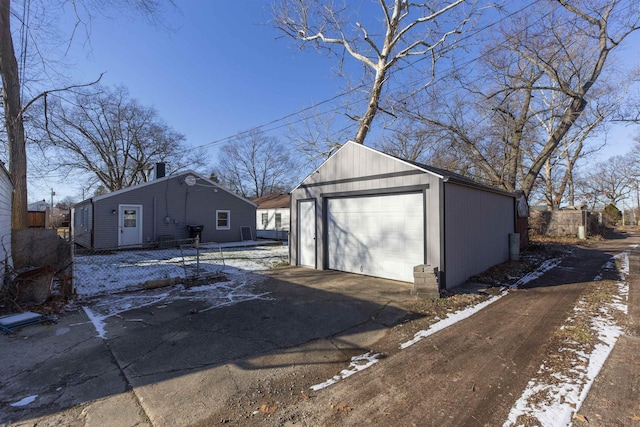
[261,213,268,226]
[216,210,230,230]
[275,213,282,228]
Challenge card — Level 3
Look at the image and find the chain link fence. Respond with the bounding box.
[72,238,229,297]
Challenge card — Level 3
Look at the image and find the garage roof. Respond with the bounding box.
[295,141,517,198]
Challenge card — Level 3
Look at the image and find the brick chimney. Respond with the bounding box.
[155,162,166,179]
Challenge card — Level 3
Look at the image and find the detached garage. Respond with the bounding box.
[290,141,518,292]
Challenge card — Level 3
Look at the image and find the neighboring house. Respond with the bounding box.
[252,194,290,240]
[71,170,256,250]
[290,141,518,290]
[0,162,12,285]
[28,200,48,211]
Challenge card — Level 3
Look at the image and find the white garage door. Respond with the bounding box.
[327,193,424,282]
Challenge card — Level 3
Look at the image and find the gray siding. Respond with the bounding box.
[443,183,514,288]
[91,174,255,249]
[72,200,93,248]
[0,165,12,284]
[290,142,442,276]
[290,141,517,290]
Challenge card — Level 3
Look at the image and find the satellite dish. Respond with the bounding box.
[184,175,196,186]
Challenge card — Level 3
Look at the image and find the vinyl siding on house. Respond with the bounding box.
[72,200,93,248]
[0,164,12,284]
[256,207,290,240]
[87,173,255,250]
[257,208,290,230]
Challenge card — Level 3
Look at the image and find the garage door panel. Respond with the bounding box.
[327,193,424,283]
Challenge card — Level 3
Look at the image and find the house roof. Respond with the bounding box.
[79,170,256,207]
[252,194,290,209]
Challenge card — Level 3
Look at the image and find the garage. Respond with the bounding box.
[327,193,424,282]
[289,141,518,292]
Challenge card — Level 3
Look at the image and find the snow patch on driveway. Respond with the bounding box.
[503,251,629,427]
[399,292,506,349]
[76,245,287,339]
[311,352,382,391]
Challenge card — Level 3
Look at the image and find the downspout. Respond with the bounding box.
[288,193,292,265]
[153,197,157,241]
[91,198,95,250]
[439,178,447,290]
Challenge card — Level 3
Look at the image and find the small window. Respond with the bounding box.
[123,209,137,227]
[275,213,282,228]
[261,213,268,226]
[216,210,230,230]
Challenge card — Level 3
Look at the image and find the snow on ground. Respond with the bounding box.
[10,394,38,407]
[399,256,564,350]
[314,254,569,390]
[399,292,506,349]
[311,352,383,391]
[74,243,288,297]
[503,250,630,427]
[510,257,563,289]
[74,243,288,338]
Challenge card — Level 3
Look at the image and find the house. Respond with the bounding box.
[289,141,519,292]
[0,162,12,285]
[71,169,256,250]
[252,194,290,240]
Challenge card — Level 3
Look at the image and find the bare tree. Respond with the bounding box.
[375,122,435,162]
[216,129,299,199]
[272,0,473,145]
[401,0,639,198]
[285,106,353,166]
[40,85,202,192]
[581,155,635,208]
[0,0,168,229]
[536,114,606,209]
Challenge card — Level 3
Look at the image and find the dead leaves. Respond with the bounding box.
[329,401,352,412]
[573,413,589,423]
[259,403,277,415]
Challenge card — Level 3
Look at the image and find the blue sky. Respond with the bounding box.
[25,1,640,203]
[29,1,346,201]
[67,2,339,143]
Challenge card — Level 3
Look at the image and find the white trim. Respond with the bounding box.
[297,200,316,268]
[216,210,231,230]
[118,204,143,246]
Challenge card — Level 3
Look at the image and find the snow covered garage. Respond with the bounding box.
[289,141,519,292]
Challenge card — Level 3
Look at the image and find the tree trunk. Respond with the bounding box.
[544,159,553,210]
[0,0,27,230]
[521,97,588,197]
[353,67,386,145]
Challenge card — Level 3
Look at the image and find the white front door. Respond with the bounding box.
[327,193,424,282]
[298,200,316,267]
[119,205,143,246]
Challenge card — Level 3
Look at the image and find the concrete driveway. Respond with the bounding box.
[0,267,415,426]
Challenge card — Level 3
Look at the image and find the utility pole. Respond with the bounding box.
[635,181,640,225]
[50,188,55,228]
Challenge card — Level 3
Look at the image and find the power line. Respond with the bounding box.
[184,0,545,153]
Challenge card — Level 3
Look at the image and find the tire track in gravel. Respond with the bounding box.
[292,243,622,426]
